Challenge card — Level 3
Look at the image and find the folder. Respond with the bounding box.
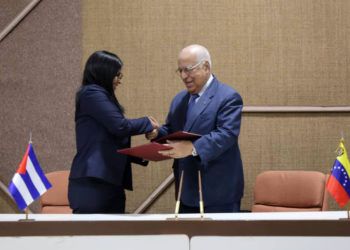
[117,131,201,161]
[153,131,201,144]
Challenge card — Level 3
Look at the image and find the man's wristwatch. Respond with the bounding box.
[191,147,198,157]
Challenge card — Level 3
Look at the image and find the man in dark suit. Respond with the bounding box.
[148,44,244,213]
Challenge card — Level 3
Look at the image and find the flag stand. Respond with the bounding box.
[18,208,35,222]
[327,137,350,220]
[9,133,50,222]
[339,206,350,220]
[167,170,212,221]
[344,203,350,220]
[198,170,211,220]
[17,134,35,222]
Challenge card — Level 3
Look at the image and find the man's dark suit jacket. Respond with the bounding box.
[158,77,244,207]
[69,84,153,190]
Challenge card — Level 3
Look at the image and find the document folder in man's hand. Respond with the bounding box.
[117,131,201,161]
[154,131,201,144]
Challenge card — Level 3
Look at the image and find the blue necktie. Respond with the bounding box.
[186,94,199,122]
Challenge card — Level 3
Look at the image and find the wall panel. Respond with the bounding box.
[0,0,81,212]
[0,0,31,31]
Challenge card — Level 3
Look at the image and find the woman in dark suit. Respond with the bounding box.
[68,50,158,213]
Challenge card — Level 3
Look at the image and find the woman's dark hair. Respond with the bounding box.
[80,50,124,112]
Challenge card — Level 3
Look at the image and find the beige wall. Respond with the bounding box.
[1,0,349,213]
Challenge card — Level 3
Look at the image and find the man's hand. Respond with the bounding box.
[145,129,159,140]
[158,140,194,159]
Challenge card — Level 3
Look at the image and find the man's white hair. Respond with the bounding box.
[181,44,212,67]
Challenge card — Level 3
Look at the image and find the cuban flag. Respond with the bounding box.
[326,139,350,207]
[8,143,52,210]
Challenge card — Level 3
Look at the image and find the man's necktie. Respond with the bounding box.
[186,94,199,122]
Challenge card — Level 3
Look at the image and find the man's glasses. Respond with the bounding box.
[175,60,204,76]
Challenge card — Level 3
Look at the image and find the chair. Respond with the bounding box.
[40,170,72,213]
[252,170,329,212]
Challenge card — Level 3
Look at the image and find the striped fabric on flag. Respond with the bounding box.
[326,139,350,207]
[8,143,52,210]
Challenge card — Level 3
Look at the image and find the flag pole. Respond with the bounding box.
[337,136,350,220]
[197,170,211,220]
[25,207,29,220]
[18,132,35,222]
[174,170,184,219]
[166,170,212,221]
[198,170,204,219]
[18,207,34,222]
[342,135,350,219]
[344,201,350,220]
[29,131,32,144]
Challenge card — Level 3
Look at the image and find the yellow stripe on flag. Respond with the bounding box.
[337,141,350,175]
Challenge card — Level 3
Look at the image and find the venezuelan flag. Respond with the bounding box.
[326,139,350,207]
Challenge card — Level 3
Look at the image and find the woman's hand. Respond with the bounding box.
[146,116,159,140]
[148,116,159,129]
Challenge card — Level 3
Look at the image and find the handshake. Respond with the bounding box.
[145,116,195,159]
[146,116,160,140]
